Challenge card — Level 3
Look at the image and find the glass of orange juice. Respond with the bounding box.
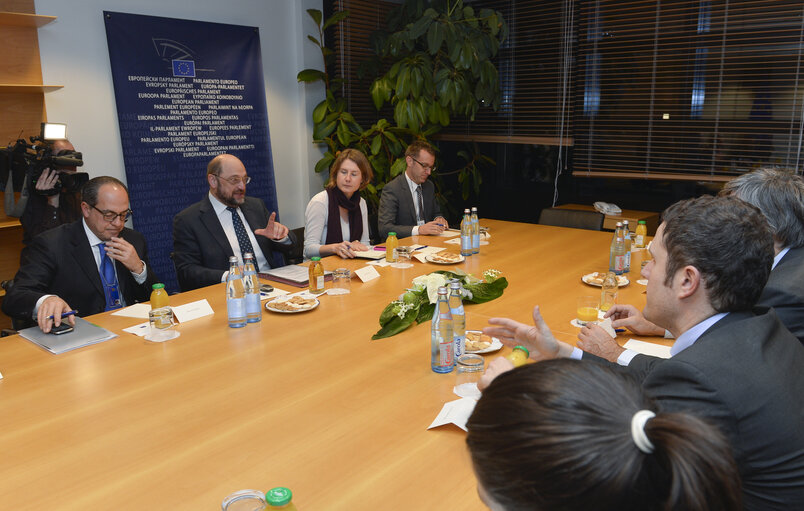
[576,296,599,326]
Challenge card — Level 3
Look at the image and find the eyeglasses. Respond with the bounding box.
[410,156,436,173]
[214,174,251,185]
[90,204,133,222]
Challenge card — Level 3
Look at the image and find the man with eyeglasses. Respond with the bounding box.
[3,176,157,332]
[378,140,448,239]
[172,153,292,291]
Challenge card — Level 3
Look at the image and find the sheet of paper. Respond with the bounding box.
[122,322,151,337]
[0,370,3,379]
[412,246,445,263]
[111,303,152,319]
[354,265,381,282]
[434,229,461,238]
[352,248,386,260]
[623,339,672,359]
[428,397,478,432]
[260,288,289,301]
[172,299,214,323]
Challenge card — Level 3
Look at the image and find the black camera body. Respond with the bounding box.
[0,136,87,196]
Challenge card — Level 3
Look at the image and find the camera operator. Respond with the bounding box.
[19,138,84,264]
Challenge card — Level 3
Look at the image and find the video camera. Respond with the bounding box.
[0,123,87,196]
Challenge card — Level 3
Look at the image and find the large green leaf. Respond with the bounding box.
[307,35,320,47]
[336,121,353,145]
[306,9,322,27]
[313,120,337,140]
[297,69,326,83]
[370,79,385,110]
[312,100,328,124]
[322,10,349,31]
[314,153,335,174]
[390,157,406,177]
[426,22,444,55]
[370,135,382,156]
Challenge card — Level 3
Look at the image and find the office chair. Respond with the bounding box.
[538,208,605,231]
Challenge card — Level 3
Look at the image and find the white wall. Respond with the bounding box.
[34,0,324,229]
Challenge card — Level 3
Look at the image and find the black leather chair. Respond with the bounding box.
[538,207,605,231]
[286,227,305,265]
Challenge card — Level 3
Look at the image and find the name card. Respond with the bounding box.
[354,265,381,282]
[172,299,214,323]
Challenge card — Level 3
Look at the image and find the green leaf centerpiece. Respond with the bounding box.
[372,269,508,340]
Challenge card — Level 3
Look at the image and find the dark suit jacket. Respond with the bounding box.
[756,246,804,343]
[172,195,293,291]
[377,173,442,239]
[2,220,158,321]
[587,311,804,510]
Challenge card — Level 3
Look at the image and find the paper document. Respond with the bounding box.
[434,229,461,238]
[352,248,385,260]
[623,339,672,359]
[122,322,150,337]
[111,303,152,319]
[428,398,478,432]
[18,317,118,354]
[260,265,332,287]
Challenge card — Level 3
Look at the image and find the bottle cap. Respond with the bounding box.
[244,252,254,259]
[437,286,448,294]
[638,220,646,224]
[471,206,477,211]
[265,487,292,507]
[311,256,321,261]
[388,232,396,237]
[152,283,165,289]
[449,280,461,289]
[464,208,470,213]
[512,345,530,357]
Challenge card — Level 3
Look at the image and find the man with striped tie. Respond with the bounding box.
[172,154,293,291]
[3,176,158,332]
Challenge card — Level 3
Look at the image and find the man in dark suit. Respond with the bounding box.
[378,140,447,239]
[480,196,804,510]
[172,154,292,291]
[578,167,804,347]
[3,176,158,333]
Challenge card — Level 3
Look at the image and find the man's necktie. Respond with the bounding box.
[99,244,122,311]
[416,185,425,223]
[226,206,259,271]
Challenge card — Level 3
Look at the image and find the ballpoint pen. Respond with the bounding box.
[47,310,78,320]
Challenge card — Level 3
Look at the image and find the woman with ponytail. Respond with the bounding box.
[466,359,742,511]
[303,149,373,259]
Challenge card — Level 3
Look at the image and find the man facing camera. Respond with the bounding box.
[3,176,158,333]
[172,154,292,291]
[481,196,804,510]
[378,140,448,239]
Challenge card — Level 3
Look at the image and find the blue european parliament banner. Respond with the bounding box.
[104,11,277,293]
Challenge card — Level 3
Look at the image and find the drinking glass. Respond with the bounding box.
[576,296,599,325]
[330,268,351,295]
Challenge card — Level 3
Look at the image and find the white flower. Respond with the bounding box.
[412,272,448,304]
[483,269,502,282]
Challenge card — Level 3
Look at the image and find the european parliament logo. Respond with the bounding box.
[172,59,195,77]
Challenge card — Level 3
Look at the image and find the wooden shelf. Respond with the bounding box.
[0,11,55,28]
[0,219,22,230]
[0,83,63,93]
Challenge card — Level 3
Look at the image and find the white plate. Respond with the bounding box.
[464,330,503,354]
[264,295,320,313]
[425,253,466,265]
[582,272,629,287]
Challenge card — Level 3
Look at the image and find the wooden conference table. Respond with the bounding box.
[0,220,665,510]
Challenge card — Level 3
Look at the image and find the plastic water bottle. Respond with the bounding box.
[448,280,466,358]
[243,252,261,323]
[226,256,246,328]
[470,207,480,254]
[431,286,454,373]
[612,236,626,275]
[460,209,472,257]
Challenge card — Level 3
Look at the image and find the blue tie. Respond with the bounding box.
[99,244,122,311]
[227,206,259,271]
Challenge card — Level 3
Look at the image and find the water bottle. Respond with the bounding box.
[226,256,246,328]
[448,280,466,358]
[431,286,454,373]
[460,209,472,257]
[470,206,480,254]
[609,221,623,272]
[612,236,626,275]
[623,220,632,272]
[243,252,261,323]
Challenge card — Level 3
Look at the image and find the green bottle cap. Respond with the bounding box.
[513,345,530,357]
[152,283,165,289]
[388,232,396,237]
[265,487,293,507]
[638,220,646,224]
[311,256,321,261]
